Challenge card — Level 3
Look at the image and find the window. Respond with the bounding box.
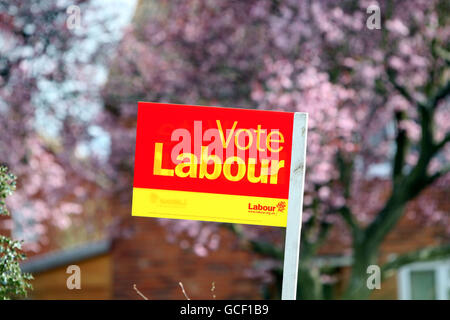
[410,270,436,299]
[398,259,450,300]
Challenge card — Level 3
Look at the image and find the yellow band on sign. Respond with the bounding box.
[132,187,289,227]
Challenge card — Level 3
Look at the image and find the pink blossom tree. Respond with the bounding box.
[103,0,450,299]
[0,0,116,251]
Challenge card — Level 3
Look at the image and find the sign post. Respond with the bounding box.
[281,113,308,300]
[132,102,308,300]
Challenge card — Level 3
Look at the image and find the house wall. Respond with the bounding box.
[27,254,112,300]
[112,217,262,300]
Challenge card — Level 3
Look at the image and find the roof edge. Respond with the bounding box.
[20,239,112,274]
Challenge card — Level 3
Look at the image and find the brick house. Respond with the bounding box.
[19,219,262,300]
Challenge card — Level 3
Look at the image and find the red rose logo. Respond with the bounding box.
[276,201,286,213]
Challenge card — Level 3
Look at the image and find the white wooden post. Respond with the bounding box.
[281,112,308,300]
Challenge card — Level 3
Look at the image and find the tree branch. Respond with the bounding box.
[335,154,361,235]
[429,80,450,110]
[433,132,450,155]
[392,111,409,179]
[178,282,191,300]
[363,88,438,253]
[386,67,416,105]
[432,43,450,65]
[224,223,283,259]
[249,239,284,260]
[427,163,450,186]
[381,244,450,280]
[363,195,407,255]
[306,221,333,256]
[133,284,148,300]
[339,206,360,234]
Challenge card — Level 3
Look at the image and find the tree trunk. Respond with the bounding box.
[297,264,324,300]
[342,245,377,300]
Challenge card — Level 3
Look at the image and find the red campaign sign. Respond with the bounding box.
[132,101,298,227]
[133,102,294,199]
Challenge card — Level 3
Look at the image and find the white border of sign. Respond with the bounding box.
[281,112,308,300]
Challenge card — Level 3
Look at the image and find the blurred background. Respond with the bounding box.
[0,0,449,300]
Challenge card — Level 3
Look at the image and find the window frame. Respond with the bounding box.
[398,259,450,300]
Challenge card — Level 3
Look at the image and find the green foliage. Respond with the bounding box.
[0,166,16,217]
[0,236,33,299]
[0,166,33,299]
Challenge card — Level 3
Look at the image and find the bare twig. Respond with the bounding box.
[178,282,191,300]
[133,284,148,300]
[211,281,216,299]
